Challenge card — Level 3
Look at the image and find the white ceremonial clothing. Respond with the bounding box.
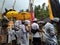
[31,23,40,38]
[43,22,58,45]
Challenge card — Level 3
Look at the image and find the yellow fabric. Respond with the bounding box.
[20,12,31,20]
[6,11,18,18]
[6,11,31,20]
[48,0,54,20]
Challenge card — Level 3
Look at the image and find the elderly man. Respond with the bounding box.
[43,18,59,45]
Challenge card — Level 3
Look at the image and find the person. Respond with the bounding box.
[25,20,31,45]
[15,29,21,45]
[14,20,22,45]
[16,20,22,45]
[19,21,27,45]
[31,18,42,45]
[8,20,20,45]
[1,15,9,45]
[8,25,17,45]
[42,18,59,45]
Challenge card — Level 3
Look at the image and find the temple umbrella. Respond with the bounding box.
[6,11,18,19]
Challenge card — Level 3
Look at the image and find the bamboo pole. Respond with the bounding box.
[12,0,16,9]
[0,0,5,20]
[0,0,5,13]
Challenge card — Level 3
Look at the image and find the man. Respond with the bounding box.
[43,18,59,45]
[19,21,27,45]
[31,18,42,45]
[8,20,20,45]
[25,20,31,45]
[1,16,9,45]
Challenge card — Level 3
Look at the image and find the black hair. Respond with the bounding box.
[22,21,25,24]
[33,21,37,23]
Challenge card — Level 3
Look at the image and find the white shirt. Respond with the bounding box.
[19,24,26,33]
[31,22,40,37]
[19,24,27,45]
[10,30,16,40]
[15,30,21,44]
[43,22,57,43]
[43,22,56,37]
[8,26,16,41]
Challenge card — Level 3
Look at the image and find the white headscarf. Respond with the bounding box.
[15,20,22,26]
[51,17,60,22]
[25,20,30,25]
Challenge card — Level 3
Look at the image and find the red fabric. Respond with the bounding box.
[30,11,34,22]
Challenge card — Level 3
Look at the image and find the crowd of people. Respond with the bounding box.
[2,17,59,45]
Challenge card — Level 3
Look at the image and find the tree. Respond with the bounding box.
[42,3,46,9]
[34,3,49,20]
[20,9,24,12]
[26,9,29,12]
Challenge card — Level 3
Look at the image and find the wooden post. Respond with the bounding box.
[0,0,5,13]
[12,0,16,9]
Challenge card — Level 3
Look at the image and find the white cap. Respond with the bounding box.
[25,20,30,24]
[15,20,21,26]
[33,18,37,21]
[51,17,60,22]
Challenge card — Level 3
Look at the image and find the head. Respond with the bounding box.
[50,17,60,26]
[15,20,20,26]
[33,18,38,23]
[51,17,60,23]
[25,20,30,25]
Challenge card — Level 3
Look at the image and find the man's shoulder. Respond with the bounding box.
[45,22,52,26]
[44,22,54,29]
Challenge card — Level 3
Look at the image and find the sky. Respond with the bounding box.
[34,0,48,6]
[0,0,48,13]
